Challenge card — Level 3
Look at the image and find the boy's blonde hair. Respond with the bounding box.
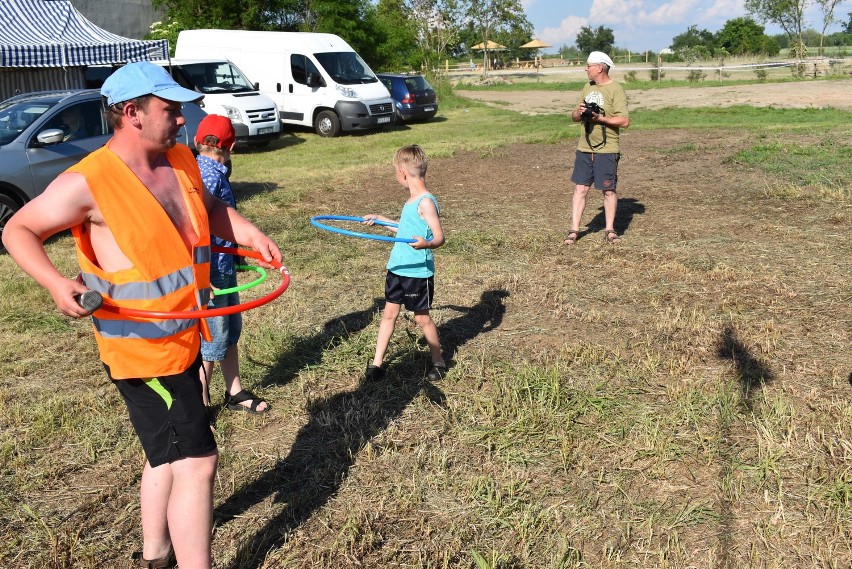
[393,144,428,178]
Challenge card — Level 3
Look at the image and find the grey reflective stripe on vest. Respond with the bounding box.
[194,245,211,264]
[92,315,197,339]
[196,288,212,307]
[81,267,195,301]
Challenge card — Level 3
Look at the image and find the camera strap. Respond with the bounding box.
[584,119,607,150]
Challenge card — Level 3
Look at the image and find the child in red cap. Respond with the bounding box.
[195,115,270,416]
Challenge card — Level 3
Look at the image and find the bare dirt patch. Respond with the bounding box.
[457,78,852,113]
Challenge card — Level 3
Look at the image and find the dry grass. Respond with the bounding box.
[0,98,850,568]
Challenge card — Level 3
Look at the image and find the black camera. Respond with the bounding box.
[581,101,602,121]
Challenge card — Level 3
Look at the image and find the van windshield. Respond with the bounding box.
[175,62,256,94]
[314,52,378,85]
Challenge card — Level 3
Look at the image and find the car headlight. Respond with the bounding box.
[335,84,357,99]
[222,106,243,123]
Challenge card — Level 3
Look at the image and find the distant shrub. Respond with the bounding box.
[625,70,638,82]
[755,69,768,81]
[687,70,707,82]
[650,68,666,81]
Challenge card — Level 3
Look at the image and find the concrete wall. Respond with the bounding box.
[71,0,164,40]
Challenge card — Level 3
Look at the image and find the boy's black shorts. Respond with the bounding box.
[385,271,434,311]
[109,354,216,467]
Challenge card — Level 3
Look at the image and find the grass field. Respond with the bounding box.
[0,81,850,568]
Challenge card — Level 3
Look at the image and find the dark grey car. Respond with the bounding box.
[0,89,207,248]
[376,74,438,123]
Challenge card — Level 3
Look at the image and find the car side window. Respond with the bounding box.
[40,100,107,142]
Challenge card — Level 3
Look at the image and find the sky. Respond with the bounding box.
[522,0,852,53]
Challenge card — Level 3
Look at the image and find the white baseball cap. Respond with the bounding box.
[587,51,614,68]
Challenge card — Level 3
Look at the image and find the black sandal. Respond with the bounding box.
[224,389,270,414]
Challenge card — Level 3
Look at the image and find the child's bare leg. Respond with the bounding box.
[166,452,217,568]
[373,302,401,367]
[220,344,268,412]
[414,310,444,366]
[199,361,214,406]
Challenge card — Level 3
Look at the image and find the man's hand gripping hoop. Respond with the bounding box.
[89,247,290,319]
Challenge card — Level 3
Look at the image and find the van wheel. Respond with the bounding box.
[314,110,341,138]
[1,193,21,252]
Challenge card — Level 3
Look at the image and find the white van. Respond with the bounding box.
[86,59,282,148]
[158,58,281,147]
[175,30,396,137]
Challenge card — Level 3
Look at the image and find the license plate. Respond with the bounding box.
[424,106,435,112]
[377,116,391,124]
[258,127,274,135]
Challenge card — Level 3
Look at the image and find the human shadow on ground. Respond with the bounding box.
[214,288,509,568]
[581,197,645,240]
[249,297,385,389]
[714,324,775,569]
[435,289,510,363]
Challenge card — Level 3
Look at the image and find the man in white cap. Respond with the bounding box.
[565,51,630,245]
[2,61,282,568]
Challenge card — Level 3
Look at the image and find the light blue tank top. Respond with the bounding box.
[386,194,440,278]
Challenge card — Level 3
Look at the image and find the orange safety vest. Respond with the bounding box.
[69,144,212,380]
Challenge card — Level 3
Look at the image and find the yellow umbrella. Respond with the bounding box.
[471,40,506,50]
[520,39,552,69]
[520,39,552,49]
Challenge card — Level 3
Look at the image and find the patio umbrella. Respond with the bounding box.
[520,39,552,49]
[520,39,553,69]
[471,40,506,50]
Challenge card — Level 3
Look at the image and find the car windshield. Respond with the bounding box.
[0,98,58,146]
[176,62,256,93]
[314,52,378,85]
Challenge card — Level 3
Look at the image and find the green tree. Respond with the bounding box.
[815,0,843,54]
[575,25,615,54]
[670,25,716,51]
[843,11,852,33]
[717,17,775,54]
[460,0,531,75]
[374,0,420,71]
[745,0,809,59]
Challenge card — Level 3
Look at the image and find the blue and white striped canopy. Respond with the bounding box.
[0,0,168,68]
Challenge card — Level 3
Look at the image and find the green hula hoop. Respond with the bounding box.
[212,265,268,296]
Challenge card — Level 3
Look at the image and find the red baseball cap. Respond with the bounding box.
[195,114,235,149]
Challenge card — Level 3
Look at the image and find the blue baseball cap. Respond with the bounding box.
[101,61,202,106]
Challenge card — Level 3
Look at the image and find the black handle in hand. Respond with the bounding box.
[76,290,103,312]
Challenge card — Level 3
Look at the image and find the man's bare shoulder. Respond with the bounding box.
[17,172,98,233]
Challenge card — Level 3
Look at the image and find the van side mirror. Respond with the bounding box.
[307,72,325,88]
[254,82,259,90]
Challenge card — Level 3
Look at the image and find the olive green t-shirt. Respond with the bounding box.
[576,80,629,153]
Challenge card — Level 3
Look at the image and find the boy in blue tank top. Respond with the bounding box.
[362,145,447,382]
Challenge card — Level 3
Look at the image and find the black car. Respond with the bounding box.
[376,74,438,122]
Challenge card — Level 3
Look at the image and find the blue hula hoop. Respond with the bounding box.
[310,215,417,244]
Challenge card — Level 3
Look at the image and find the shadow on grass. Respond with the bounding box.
[714,324,776,569]
[583,197,645,238]
[215,288,509,568]
[717,324,775,410]
[251,297,385,388]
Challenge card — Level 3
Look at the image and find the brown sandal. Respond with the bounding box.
[563,230,579,245]
[139,547,175,569]
[604,229,622,244]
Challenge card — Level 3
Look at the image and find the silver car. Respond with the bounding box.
[0,89,207,248]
